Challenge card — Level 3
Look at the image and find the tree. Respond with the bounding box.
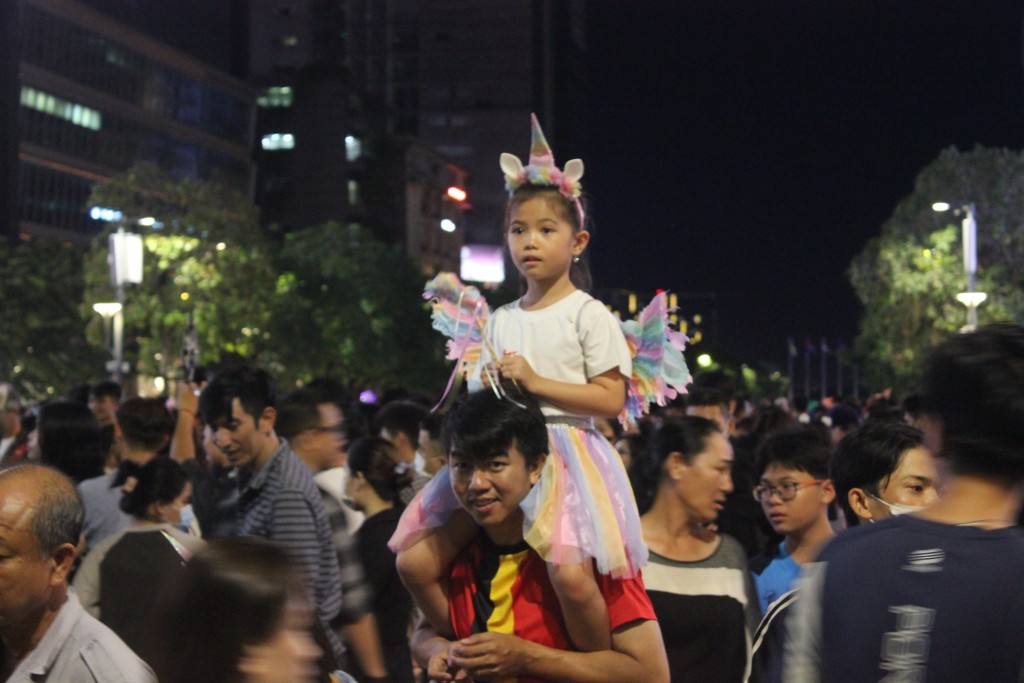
[84,164,276,379]
[849,146,1024,391]
[0,238,104,400]
[269,222,448,394]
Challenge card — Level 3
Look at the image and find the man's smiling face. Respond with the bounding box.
[449,440,544,546]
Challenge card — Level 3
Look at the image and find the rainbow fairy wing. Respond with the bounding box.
[618,292,691,425]
[423,272,490,363]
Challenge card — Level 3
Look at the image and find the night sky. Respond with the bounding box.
[583,1,1024,369]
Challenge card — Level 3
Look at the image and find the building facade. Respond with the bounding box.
[4,0,256,244]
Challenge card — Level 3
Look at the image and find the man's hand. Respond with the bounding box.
[449,632,534,680]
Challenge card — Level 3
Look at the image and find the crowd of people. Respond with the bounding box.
[1,322,1022,682]
[2,113,1024,683]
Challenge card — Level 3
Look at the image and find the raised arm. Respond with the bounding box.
[169,381,199,463]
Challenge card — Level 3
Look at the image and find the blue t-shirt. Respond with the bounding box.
[751,541,800,614]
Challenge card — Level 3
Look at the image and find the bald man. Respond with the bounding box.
[0,464,154,682]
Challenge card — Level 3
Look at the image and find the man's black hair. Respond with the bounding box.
[199,365,276,425]
[376,400,428,448]
[442,392,548,470]
[922,323,1024,485]
[831,421,924,526]
[89,380,122,402]
[686,386,731,416]
[275,387,330,441]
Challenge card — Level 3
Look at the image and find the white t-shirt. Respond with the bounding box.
[473,290,632,417]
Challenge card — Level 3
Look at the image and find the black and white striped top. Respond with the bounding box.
[237,441,343,627]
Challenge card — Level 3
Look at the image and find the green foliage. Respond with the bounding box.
[84,164,276,378]
[850,146,1024,391]
[269,222,448,393]
[0,239,105,400]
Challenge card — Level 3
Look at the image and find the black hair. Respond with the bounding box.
[37,401,105,484]
[147,537,311,683]
[347,436,411,504]
[442,392,548,470]
[376,400,428,449]
[686,386,731,416]
[634,415,721,515]
[420,411,444,442]
[116,397,173,452]
[275,387,329,441]
[902,393,924,420]
[305,377,367,444]
[827,404,861,432]
[754,427,833,480]
[506,185,592,291]
[89,380,123,402]
[922,322,1024,485]
[120,458,190,520]
[199,365,276,426]
[830,421,924,527]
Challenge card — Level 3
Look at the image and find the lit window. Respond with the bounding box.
[348,180,359,204]
[19,87,102,130]
[345,135,362,161]
[278,35,299,47]
[261,133,295,150]
[257,86,293,108]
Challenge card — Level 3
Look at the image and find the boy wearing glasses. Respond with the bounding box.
[749,428,836,614]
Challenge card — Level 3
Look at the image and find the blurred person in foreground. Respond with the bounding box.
[147,536,327,683]
[786,323,1024,682]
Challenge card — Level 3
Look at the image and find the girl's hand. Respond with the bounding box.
[426,643,472,682]
[497,353,539,393]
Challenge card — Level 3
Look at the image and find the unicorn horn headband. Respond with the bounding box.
[500,113,585,224]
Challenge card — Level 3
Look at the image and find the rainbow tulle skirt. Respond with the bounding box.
[389,417,647,578]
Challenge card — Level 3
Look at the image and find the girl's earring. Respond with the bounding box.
[573,255,580,263]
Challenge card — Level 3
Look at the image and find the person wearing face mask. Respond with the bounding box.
[830,420,939,527]
[73,457,205,663]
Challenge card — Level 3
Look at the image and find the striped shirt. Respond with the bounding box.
[237,440,343,628]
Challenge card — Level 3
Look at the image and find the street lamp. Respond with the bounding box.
[933,201,985,331]
[100,226,144,382]
[92,302,124,379]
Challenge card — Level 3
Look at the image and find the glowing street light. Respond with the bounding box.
[696,353,713,368]
[933,201,984,331]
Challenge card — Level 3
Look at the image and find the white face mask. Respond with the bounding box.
[868,492,925,517]
[413,449,427,477]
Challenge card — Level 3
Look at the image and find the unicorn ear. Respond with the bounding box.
[500,153,525,177]
[563,159,584,183]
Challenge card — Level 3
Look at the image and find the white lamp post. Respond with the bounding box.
[933,201,984,331]
[103,226,144,382]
